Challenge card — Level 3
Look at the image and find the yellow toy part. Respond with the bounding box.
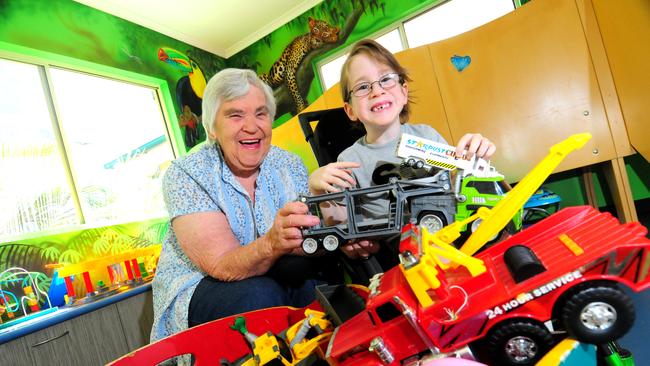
[249,331,289,366]
[285,309,332,362]
[400,251,442,308]
[401,223,487,308]
[536,338,596,366]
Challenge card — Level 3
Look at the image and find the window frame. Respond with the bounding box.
[0,40,181,242]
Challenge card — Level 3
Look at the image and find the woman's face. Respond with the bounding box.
[210,85,272,177]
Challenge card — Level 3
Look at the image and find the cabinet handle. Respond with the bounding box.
[31,330,70,347]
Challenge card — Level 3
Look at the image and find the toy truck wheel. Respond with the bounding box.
[486,320,553,366]
[414,160,425,169]
[418,212,445,234]
[405,158,416,167]
[470,218,499,241]
[561,284,635,344]
[322,235,340,251]
[302,238,319,254]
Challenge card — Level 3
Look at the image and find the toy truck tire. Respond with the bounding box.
[404,157,425,169]
[405,157,416,167]
[463,218,518,249]
[485,320,554,366]
[322,235,340,251]
[561,283,635,344]
[417,211,446,234]
[302,238,319,254]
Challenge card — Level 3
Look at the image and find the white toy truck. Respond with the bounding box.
[396,133,496,178]
[397,133,522,238]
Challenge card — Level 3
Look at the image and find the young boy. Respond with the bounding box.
[309,39,496,260]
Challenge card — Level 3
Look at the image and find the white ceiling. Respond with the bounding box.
[74,0,323,58]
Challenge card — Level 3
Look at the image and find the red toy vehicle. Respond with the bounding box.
[325,205,649,366]
[323,133,650,365]
[110,133,650,366]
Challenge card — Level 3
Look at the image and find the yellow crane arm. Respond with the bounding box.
[459,133,592,256]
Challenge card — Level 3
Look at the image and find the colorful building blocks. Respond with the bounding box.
[56,244,161,305]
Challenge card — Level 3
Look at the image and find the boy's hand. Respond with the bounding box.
[341,239,380,259]
[308,162,360,194]
[455,133,496,160]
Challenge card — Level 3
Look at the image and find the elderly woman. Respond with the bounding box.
[150,68,336,342]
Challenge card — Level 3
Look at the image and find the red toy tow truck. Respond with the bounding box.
[325,204,649,365]
[109,133,650,366]
[321,133,650,366]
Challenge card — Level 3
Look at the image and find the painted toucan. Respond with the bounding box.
[158,47,206,117]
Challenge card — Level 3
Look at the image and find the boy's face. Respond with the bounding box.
[343,54,408,131]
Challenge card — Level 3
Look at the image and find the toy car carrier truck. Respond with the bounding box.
[299,135,522,254]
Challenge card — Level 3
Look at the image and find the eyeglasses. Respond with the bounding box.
[348,73,402,99]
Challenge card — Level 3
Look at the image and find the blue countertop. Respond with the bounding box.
[0,283,151,345]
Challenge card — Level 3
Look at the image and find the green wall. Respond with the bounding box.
[0,0,229,274]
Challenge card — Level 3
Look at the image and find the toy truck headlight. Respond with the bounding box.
[369,337,394,365]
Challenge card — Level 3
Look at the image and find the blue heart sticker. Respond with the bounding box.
[451,55,471,72]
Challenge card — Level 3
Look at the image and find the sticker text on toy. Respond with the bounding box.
[486,270,582,319]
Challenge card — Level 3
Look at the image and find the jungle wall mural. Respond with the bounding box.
[0,0,225,152]
[229,0,444,127]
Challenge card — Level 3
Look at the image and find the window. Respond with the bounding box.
[317,0,515,90]
[319,29,405,91]
[0,59,77,236]
[375,301,402,323]
[404,0,515,48]
[0,55,176,241]
[374,29,404,54]
[320,53,348,92]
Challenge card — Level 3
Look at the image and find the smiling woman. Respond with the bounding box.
[151,68,340,346]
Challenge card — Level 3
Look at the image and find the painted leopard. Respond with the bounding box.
[259,17,339,112]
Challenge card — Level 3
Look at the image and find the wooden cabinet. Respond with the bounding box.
[428,0,616,182]
[116,289,154,351]
[0,334,32,365]
[0,290,153,366]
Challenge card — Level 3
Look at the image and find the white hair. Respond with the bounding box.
[201,68,276,144]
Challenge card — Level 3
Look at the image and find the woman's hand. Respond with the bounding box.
[266,201,320,256]
[340,239,380,259]
[309,162,359,194]
[455,133,496,160]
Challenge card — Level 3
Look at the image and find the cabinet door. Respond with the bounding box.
[591,0,650,161]
[22,320,74,365]
[428,0,615,182]
[26,304,129,365]
[116,290,154,351]
[0,334,34,365]
[395,44,452,144]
